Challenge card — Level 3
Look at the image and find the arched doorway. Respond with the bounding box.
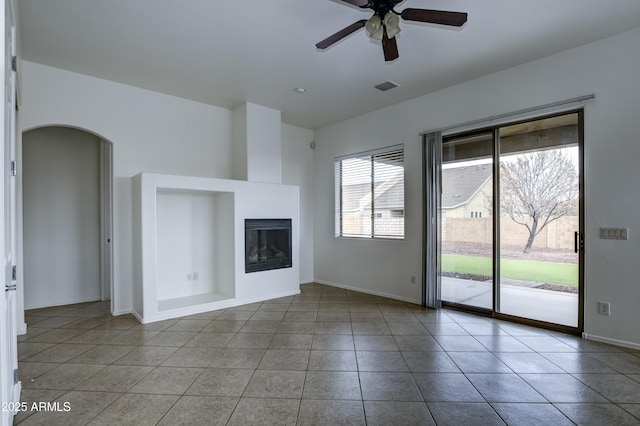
[22,126,113,309]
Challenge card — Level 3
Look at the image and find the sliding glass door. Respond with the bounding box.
[437,111,583,332]
[440,131,494,311]
[496,115,581,327]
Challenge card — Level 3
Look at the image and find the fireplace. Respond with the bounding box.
[245,219,292,273]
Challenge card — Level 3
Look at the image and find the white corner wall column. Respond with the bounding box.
[232,102,282,184]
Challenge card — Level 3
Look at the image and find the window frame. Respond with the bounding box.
[335,144,405,240]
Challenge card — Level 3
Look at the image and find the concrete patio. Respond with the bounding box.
[442,277,578,327]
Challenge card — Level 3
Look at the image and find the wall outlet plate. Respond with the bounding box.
[597,301,611,316]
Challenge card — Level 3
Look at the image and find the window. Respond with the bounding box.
[335,145,404,239]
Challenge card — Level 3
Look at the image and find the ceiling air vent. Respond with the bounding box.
[374,80,399,92]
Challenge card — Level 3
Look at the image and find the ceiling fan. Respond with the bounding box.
[316,0,468,62]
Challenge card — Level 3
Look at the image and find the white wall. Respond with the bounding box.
[232,103,282,184]
[247,103,282,184]
[19,61,233,314]
[231,104,248,181]
[282,124,314,283]
[18,61,317,316]
[314,27,640,347]
[22,127,101,309]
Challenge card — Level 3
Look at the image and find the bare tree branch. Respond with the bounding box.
[500,149,578,253]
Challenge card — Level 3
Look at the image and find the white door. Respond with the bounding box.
[0,0,19,424]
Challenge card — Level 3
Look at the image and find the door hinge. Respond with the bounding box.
[6,266,17,291]
[11,56,16,72]
[10,160,17,176]
[13,369,19,384]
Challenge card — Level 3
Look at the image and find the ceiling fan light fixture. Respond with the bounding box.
[315,1,468,61]
[365,15,384,40]
[383,12,401,38]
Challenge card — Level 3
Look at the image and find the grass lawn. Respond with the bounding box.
[442,254,578,287]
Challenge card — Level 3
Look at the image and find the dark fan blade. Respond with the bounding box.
[400,8,468,27]
[341,0,369,6]
[382,29,399,62]
[316,19,367,49]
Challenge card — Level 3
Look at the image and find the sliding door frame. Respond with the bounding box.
[429,109,584,335]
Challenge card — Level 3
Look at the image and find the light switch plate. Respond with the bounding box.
[599,227,628,240]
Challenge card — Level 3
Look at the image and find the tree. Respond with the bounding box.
[500,149,578,253]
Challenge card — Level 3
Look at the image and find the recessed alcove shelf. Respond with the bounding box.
[155,188,235,312]
[132,173,300,323]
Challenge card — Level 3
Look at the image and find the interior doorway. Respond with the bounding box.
[429,110,584,333]
[22,126,113,309]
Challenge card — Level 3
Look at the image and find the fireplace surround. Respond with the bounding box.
[245,219,292,273]
[133,172,300,323]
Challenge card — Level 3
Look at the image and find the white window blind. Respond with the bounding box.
[335,145,404,239]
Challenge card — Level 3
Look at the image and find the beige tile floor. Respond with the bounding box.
[14,283,640,425]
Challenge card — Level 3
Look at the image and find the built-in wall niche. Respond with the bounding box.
[155,189,235,312]
[133,172,300,324]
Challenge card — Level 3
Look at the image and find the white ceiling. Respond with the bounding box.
[18,0,640,129]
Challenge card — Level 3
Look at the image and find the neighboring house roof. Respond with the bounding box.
[340,172,404,213]
[359,172,404,210]
[340,182,370,213]
[342,167,489,212]
[442,165,492,209]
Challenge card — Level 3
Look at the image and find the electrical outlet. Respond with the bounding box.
[193,272,199,280]
[187,273,193,281]
[410,276,416,285]
[597,301,611,316]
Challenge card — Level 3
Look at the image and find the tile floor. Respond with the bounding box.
[14,283,640,425]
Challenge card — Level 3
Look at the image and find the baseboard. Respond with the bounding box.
[130,310,143,323]
[582,333,640,350]
[12,381,21,404]
[123,288,307,324]
[135,289,302,324]
[24,296,104,311]
[111,309,133,317]
[4,380,22,422]
[314,279,422,305]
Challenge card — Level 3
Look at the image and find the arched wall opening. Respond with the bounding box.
[20,125,113,311]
